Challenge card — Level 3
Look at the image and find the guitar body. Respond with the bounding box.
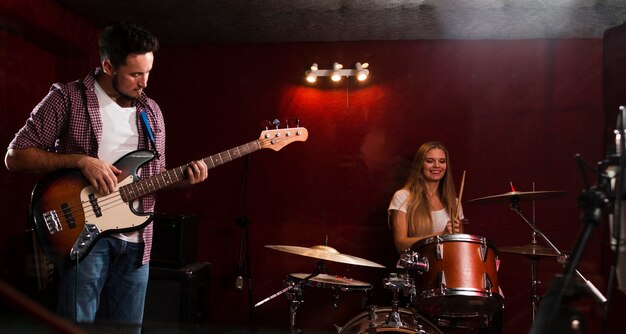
[31,150,155,266]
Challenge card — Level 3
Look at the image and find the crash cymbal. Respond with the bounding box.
[499,244,559,257]
[466,190,566,205]
[265,244,385,268]
[289,273,372,288]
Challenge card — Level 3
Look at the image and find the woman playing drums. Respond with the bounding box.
[387,141,503,333]
[388,141,463,254]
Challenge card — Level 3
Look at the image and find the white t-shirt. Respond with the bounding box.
[94,81,141,243]
[95,82,139,163]
[388,189,463,235]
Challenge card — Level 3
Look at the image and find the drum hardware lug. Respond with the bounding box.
[436,242,443,260]
[483,272,493,292]
[410,312,427,333]
[479,237,489,262]
[366,305,378,328]
[437,271,447,291]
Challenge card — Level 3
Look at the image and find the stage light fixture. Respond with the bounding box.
[331,62,343,82]
[304,62,370,83]
[305,63,318,83]
[356,62,369,81]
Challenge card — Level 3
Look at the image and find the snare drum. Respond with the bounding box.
[410,234,503,317]
[287,273,372,331]
[338,306,443,334]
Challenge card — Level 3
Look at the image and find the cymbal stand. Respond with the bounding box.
[253,261,325,334]
[528,197,541,322]
[528,253,540,322]
[508,197,607,305]
[285,280,303,334]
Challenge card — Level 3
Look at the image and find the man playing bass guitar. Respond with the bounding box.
[4,22,208,330]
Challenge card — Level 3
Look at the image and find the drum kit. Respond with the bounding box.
[255,189,597,333]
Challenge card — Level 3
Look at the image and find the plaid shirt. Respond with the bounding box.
[8,68,166,264]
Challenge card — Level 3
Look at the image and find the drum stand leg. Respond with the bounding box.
[383,273,414,328]
[286,261,326,334]
[530,256,539,323]
[286,282,302,334]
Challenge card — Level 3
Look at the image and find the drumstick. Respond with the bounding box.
[455,170,466,233]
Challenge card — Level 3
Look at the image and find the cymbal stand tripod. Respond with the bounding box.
[508,197,607,308]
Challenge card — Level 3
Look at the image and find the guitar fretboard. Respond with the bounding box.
[119,140,261,202]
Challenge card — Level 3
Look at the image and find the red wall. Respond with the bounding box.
[1,2,620,333]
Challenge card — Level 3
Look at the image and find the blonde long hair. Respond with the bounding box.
[403,141,458,237]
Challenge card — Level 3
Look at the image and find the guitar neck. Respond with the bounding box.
[119,139,261,202]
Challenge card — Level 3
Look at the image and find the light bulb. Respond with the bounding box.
[357,71,368,81]
[306,70,317,83]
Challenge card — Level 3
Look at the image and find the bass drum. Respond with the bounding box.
[338,306,443,334]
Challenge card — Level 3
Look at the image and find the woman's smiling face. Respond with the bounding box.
[422,147,447,182]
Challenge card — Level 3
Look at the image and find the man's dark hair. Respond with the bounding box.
[99,22,160,67]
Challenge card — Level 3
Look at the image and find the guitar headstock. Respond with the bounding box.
[258,127,308,151]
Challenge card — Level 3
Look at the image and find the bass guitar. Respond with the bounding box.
[31,127,308,266]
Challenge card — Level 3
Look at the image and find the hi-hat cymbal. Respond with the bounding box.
[466,190,566,205]
[265,244,385,268]
[499,244,559,257]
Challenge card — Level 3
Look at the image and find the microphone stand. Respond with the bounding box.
[529,186,607,332]
[601,106,626,332]
[236,155,254,322]
[530,107,626,333]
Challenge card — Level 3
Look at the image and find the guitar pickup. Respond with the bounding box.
[88,193,102,217]
[61,203,76,229]
[43,210,62,234]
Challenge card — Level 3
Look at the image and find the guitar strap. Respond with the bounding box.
[139,111,160,159]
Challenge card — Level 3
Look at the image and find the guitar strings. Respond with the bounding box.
[50,134,299,230]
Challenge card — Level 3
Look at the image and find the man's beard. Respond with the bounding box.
[112,74,139,101]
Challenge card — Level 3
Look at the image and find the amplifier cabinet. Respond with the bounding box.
[151,213,199,268]
[144,262,210,323]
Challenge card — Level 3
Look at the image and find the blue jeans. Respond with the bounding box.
[57,236,149,330]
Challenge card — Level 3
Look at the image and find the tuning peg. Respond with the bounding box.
[272,119,280,129]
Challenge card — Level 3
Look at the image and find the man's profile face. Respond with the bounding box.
[112,52,154,101]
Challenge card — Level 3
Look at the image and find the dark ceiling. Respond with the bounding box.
[56,0,626,45]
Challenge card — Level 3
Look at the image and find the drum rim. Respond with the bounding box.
[418,288,505,300]
[410,233,498,250]
[337,306,444,334]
